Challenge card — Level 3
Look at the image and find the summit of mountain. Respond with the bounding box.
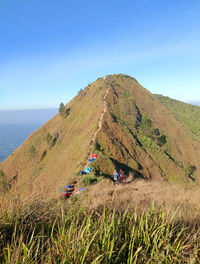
[1,74,200,202]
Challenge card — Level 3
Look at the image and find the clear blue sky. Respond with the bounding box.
[1,0,200,110]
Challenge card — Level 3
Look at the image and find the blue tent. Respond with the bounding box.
[84,167,92,174]
[59,185,72,192]
[89,157,95,163]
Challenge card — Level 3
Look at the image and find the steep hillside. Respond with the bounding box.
[156,95,200,141]
[1,74,200,203]
[0,78,107,200]
[92,75,200,183]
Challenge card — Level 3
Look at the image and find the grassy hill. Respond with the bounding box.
[1,74,200,263]
[0,78,107,201]
[92,75,200,183]
[156,94,200,141]
[1,74,200,204]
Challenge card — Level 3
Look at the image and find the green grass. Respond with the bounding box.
[0,202,200,263]
[82,172,98,185]
[156,95,200,141]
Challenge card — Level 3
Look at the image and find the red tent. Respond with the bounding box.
[92,153,98,159]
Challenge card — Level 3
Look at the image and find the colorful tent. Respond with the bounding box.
[84,167,92,174]
[59,184,72,191]
[75,187,85,195]
[89,157,95,163]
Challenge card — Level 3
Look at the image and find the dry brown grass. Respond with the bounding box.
[84,177,200,223]
[0,78,107,202]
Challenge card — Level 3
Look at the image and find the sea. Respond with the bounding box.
[0,108,57,162]
[0,124,41,161]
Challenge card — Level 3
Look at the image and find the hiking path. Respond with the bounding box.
[84,82,110,169]
[66,81,110,197]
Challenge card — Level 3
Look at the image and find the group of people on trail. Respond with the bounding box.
[61,183,85,198]
[61,182,76,198]
[113,169,126,184]
[80,153,98,175]
[60,154,98,199]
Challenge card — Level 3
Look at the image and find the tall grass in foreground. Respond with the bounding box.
[0,202,200,263]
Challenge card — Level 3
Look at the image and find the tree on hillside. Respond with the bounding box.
[185,164,197,181]
[46,132,52,145]
[156,135,167,146]
[29,145,36,156]
[0,170,9,192]
[78,88,83,94]
[59,102,66,117]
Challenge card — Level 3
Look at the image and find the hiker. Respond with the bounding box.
[113,170,119,184]
[119,169,125,183]
[80,170,86,175]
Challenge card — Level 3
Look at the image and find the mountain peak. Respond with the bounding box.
[1,75,200,200]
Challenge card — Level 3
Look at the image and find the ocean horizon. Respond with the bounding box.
[0,124,41,161]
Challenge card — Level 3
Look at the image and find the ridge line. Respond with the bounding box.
[84,83,110,169]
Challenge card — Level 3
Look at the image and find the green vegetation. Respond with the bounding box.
[82,169,104,185]
[0,203,199,263]
[82,172,98,185]
[59,102,65,116]
[29,145,36,156]
[46,132,52,144]
[78,88,83,94]
[138,115,167,147]
[0,170,9,192]
[46,131,60,147]
[156,134,167,146]
[40,150,47,160]
[59,102,71,118]
[156,95,200,141]
[185,163,197,179]
[139,115,152,135]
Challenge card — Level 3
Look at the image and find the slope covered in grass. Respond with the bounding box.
[92,75,200,182]
[0,201,200,263]
[1,74,200,263]
[0,78,107,201]
[156,95,200,141]
[1,74,200,205]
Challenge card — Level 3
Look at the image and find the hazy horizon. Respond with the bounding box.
[0,108,57,125]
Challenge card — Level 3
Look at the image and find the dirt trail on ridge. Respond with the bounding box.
[84,83,110,169]
[70,82,110,196]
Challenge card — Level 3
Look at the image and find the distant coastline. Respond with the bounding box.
[0,124,41,161]
[187,101,200,106]
[0,108,57,161]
